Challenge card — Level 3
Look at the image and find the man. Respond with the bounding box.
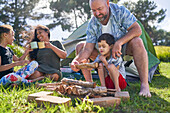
[71,0,151,97]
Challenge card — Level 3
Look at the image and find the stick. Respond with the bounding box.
[61,78,96,88]
[75,62,99,69]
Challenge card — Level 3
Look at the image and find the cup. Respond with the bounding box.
[38,42,45,49]
[30,41,38,49]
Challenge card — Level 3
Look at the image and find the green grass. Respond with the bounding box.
[1,62,169,112]
[155,46,170,62]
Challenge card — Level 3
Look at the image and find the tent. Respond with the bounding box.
[61,20,160,82]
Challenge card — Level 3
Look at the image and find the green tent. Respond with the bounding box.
[61,20,160,82]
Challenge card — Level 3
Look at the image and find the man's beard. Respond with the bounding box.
[96,14,108,22]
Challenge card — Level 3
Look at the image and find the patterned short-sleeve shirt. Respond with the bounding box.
[94,54,126,79]
[86,3,137,46]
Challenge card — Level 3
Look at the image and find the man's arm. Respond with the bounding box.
[112,22,142,58]
[71,43,95,71]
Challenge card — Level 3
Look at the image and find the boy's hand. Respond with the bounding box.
[99,55,106,62]
[99,55,108,66]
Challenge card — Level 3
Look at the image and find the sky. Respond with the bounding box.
[28,0,170,41]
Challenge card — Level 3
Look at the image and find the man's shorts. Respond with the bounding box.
[105,73,127,90]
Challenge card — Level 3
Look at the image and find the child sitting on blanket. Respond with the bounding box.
[94,33,127,92]
[0,25,43,86]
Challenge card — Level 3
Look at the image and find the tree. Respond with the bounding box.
[0,0,40,44]
[123,0,166,40]
[47,0,90,31]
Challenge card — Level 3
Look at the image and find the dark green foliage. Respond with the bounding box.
[123,0,167,45]
[0,0,40,45]
[48,0,91,31]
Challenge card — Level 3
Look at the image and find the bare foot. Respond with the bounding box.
[139,83,151,97]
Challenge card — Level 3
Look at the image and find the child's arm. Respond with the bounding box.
[0,56,29,72]
[13,47,30,61]
[99,55,108,67]
[97,63,106,87]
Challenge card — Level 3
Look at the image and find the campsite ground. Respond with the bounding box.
[0,46,169,112]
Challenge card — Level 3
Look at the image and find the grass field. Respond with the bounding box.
[0,46,169,112]
[0,62,169,113]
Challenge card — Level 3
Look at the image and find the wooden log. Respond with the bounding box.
[35,95,71,106]
[65,86,73,95]
[72,86,107,96]
[36,82,61,88]
[59,84,67,94]
[75,62,99,69]
[45,86,58,91]
[115,91,130,101]
[61,78,96,88]
[84,97,121,107]
[77,87,93,95]
[107,89,117,92]
[92,86,107,94]
[28,91,53,101]
[72,85,82,95]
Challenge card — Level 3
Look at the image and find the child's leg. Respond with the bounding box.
[98,63,106,87]
[0,73,32,85]
[107,64,121,92]
[16,61,38,79]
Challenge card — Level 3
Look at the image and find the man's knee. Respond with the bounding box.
[76,42,86,55]
[129,37,144,48]
[126,37,146,55]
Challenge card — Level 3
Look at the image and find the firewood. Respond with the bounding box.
[84,97,121,107]
[36,82,61,88]
[65,86,73,95]
[92,86,107,94]
[61,78,96,88]
[72,85,83,95]
[77,87,93,95]
[72,86,107,96]
[59,84,67,94]
[75,62,99,69]
[115,91,130,101]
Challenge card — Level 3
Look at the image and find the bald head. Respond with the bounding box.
[89,0,107,6]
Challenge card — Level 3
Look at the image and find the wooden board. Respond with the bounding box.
[115,91,130,101]
[36,83,61,88]
[28,91,53,101]
[84,97,121,107]
[35,96,71,106]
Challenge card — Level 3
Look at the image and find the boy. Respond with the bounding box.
[0,24,41,85]
[94,33,127,91]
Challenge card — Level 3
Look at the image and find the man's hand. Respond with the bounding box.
[112,42,122,59]
[70,59,80,72]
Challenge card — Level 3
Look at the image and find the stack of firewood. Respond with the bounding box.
[36,78,116,97]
